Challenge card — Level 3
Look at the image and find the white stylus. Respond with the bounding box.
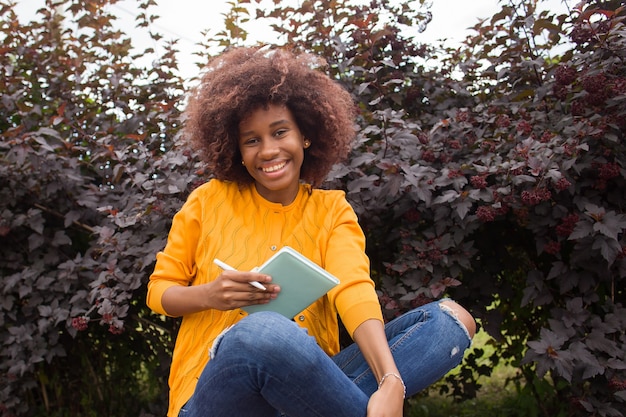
[213,258,267,290]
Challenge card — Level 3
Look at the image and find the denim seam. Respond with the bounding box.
[388,309,431,357]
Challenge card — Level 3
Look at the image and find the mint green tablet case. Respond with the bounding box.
[242,246,340,319]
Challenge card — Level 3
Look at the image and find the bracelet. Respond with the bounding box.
[378,372,406,398]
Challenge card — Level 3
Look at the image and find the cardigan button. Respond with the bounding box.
[270,245,277,251]
[298,315,305,322]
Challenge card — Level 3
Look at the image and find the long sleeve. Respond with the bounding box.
[146,188,202,316]
[323,198,383,337]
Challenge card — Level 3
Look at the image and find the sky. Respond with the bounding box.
[14,0,571,82]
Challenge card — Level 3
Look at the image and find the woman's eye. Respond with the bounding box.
[275,129,288,137]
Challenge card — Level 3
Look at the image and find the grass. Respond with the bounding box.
[404,330,537,417]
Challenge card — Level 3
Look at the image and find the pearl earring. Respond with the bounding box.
[304,140,311,148]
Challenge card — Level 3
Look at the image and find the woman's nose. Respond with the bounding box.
[259,138,279,158]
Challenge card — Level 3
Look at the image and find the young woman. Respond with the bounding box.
[147,46,476,417]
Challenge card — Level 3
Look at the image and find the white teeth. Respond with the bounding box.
[262,162,286,173]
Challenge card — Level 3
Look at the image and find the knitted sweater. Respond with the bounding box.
[147,180,383,416]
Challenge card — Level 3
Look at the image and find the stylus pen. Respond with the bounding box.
[213,258,267,290]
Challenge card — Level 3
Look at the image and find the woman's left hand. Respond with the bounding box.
[366,376,404,417]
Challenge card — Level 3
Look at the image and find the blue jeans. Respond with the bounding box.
[180,299,472,417]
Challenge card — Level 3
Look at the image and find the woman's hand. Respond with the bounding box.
[208,270,279,311]
[161,271,279,316]
[366,376,405,417]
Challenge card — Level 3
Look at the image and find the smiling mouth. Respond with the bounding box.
[262,161,287,173]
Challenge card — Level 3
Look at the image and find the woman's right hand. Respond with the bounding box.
[207,270,279,311]
[161,271,279,316]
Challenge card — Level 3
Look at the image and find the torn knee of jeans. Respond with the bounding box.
[439,302,473,356]
[439,302,457,316]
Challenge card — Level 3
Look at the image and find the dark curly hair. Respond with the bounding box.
[183,46,357,188]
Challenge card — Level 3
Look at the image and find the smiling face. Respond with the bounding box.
[238,104,309,205]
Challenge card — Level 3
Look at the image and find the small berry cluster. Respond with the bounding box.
[455,110,470,123]
[555,65,577,86]
[598,162,620,180]
[447,139,462,150]
[71,316,89,331]
[553,65,578,100]
[496,114,511,128]
[414,247,445,262]
[447,169,463,179]
[582,73,614,106]
[555,177,572,191]
[556,213,579,237]
[539,130,556,143]
[421,150,436,163]
[516,120,533,136]
[544,240,561,255]
[403,208,420,222]
[608,378,626,392]
[521,188,552,206]
[476,205,497,222]
[470,175,488,189]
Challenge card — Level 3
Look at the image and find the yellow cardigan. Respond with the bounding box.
[147,180,383,416]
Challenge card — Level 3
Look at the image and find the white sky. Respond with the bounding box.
[14,0,571,82]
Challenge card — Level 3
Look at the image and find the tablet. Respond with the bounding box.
[241,246,340,319]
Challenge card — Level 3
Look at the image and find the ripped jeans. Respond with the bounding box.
[179,299,472,417]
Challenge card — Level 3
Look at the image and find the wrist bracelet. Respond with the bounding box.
[378,372,406,398]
